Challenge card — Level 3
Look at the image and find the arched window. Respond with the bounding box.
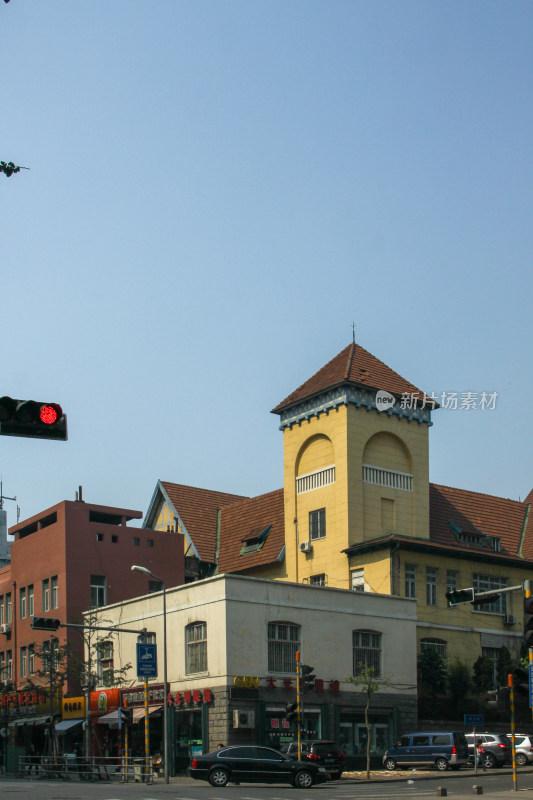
[420,638,447,658]
[268,622,300,673]
[353,630,381,677]
[185,622,207,674]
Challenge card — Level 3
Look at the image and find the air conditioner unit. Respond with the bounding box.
[299,541,312,553]
[233,709,255,729]
[0,623,11,634]
[503,614,516,625]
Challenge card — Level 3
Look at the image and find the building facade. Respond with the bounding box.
[89,573,418,769]
[0,496,184,696]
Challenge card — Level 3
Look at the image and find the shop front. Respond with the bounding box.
[90,688,121,757]
[56,696,85,754]
[4,688,60,773]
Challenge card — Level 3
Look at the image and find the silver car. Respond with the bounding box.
[507,734,533,766]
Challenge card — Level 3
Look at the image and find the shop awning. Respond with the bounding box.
[55,718,83,733]
[98,705,162,725]
[133,705,162,723]
[9,715,51,727]
[98,710,120,725]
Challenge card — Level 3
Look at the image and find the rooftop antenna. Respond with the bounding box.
[352,321,356,345]
[0,479,16,511]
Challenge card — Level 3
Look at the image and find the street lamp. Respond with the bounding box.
[131,565,169,784]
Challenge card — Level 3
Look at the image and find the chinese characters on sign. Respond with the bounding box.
[399,391,498,411]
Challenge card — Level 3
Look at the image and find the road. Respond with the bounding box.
[0,769,532,800]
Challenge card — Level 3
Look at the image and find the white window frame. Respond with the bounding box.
[353,630,382,677]
[426,567,437,606]
[268,622,300,674]
[185,622,207,674]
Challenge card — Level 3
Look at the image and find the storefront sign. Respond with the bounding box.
[234,675,260,688]
[122,684,165,706]
[1,690,48,712]
[90,688,120,716]
[173,688,212,707]
[62,696,86,719]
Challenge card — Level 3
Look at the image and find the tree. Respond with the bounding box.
[347,665,393,780]
[418,648,447,697]
[447,657,472,716]
[473,655,494,693]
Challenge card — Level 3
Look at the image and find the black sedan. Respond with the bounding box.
[188,745,330,788]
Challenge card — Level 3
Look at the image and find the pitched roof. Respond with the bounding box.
[160,481,247,563]
[272,342,427,413]
[429,483,528,559]
[217,488,285,574]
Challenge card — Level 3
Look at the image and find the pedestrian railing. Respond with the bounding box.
[18,754,154,782]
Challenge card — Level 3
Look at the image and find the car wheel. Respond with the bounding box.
[209,767,230,787]
[516,753,528,767]
[483,754,496,769]
[293,769,314,789]
[435,758,448,771]
[384,758,397,771]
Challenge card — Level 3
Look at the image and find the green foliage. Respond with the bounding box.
[418,648,447,697]
[447,657,472,715]
[472,656,494,693]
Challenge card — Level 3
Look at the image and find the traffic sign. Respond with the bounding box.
[464,714,484,727]
[136,642,157,677]
[529,664,533,709]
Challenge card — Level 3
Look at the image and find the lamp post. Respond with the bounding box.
[131,565,168,784]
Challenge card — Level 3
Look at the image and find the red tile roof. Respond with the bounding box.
[217,489,285,574]
[272,342,428,413]
[429,483,527,559]
[161,482,247,563]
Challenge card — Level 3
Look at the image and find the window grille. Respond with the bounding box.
[363,464,413,492]
[296,465,335,495]
[353,630,381,677]
[268,622,300,673]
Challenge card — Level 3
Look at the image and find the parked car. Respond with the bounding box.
[507,734,533,766]
[285,740,345,779]
[187,745,330,788]
[383,731,469,771]
[465,733,512,768]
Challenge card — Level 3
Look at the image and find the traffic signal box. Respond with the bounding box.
[445,587,475,605]
[301,664,316,692]
[0,396,67,440]
[31,616,61,631]
[285,701,300,726]
[524,595,533,647]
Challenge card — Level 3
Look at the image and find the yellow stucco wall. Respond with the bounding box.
[281,403,430,590]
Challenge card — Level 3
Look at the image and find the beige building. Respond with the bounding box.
[89,573,417,767]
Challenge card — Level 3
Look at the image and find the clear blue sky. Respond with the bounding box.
[1,1,532,530]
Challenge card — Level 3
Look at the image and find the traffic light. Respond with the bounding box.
[513,667,529,697]
[0,397,67,440]
[285,701,299,724]
[31,616,61,631]
[119,707,132,725]
[301,664,316,692]
[524,595,533,647]
[445,587,474,605]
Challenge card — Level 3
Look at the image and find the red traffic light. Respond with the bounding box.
[39,403,62,425]
[0,397,67,441]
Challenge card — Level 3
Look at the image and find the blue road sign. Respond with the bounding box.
[464,714,484,727]
[529,664,533,709]
[136,642,157,678]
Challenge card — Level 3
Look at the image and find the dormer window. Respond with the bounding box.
[240,525,271,555]
[448,521,501,552]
